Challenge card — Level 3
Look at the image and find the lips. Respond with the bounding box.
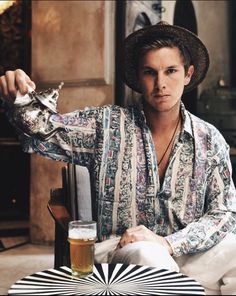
[153,93,169,98]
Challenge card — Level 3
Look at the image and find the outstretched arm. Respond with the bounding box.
[0,69,98,167]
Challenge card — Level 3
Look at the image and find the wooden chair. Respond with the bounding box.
[47,164,92,268]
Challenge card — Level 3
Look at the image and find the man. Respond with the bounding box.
[0,22,236,294]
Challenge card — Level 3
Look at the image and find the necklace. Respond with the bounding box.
[158,115,181,166]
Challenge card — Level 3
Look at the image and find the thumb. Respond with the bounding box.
[27,80,36,92]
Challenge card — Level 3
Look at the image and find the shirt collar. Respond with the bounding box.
[180,102,194,139]
[133,99,194,139]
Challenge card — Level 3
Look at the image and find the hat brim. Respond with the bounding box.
[124,23,209,93]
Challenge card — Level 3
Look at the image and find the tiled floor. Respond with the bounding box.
[0,243,54,295]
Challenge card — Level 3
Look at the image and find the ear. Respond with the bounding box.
[184,65,194,86]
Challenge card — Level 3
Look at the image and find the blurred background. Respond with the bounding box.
[0,0,235,247]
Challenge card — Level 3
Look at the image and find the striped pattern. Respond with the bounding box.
[8,263,205,295]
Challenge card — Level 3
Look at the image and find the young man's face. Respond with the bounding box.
[138,47,194,113]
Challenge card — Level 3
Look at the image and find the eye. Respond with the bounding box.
[166,68,177,75]
[143,68,156,76]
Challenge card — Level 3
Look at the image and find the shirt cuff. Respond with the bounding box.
[165,231,189,257]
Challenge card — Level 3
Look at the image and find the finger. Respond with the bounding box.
[125,226,151,243]
[5,70,17,98]
[118,236,127,248]
[119,233,135,248]
[0,75,9,97]
[0,75,12,105]
[27,79,36,91]
[123,228,139,240]
[15,69,35,95]
[126,225,146,234]
[119,238,131,248]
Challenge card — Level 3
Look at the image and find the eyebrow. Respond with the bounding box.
[167,65,180,68]
[140,64,181,70]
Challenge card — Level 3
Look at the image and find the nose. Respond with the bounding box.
[154,73,166,90]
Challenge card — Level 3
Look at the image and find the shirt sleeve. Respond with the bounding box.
[7,97,103,167]
[165,139,236,257]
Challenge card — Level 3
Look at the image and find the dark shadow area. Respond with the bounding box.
[229,0,236,87]
[0,0,31,220]
[174,0,198,115]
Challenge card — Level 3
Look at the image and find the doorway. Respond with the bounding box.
[174,0,198,115]
[115,0,162,107]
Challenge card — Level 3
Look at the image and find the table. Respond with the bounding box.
[8,263,205,295]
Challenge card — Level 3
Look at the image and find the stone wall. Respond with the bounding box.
[30,1,115,244]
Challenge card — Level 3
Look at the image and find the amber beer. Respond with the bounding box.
[68,221,97,278]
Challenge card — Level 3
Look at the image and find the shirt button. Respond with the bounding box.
[158,190,171,200]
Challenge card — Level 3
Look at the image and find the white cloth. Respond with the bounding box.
[175,233,236,295]
[95,237,179,272]
[94,234,236,295]
[109,241,179,272]
[95,236,120,263]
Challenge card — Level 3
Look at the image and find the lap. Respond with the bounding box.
[94,233,236,295]
[94,236,120,263]
[175,233,236,295]
[175,233,236,276]
[95,238,179,272]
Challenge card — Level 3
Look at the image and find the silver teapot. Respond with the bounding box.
[12,82,64,140]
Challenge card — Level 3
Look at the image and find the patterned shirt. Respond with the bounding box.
[11,100,236,257]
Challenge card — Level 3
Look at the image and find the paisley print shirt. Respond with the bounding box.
[11,101,236,257]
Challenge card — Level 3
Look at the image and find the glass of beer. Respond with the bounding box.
[68,220,97,278]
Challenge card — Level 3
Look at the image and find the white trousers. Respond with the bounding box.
[95,233,236,295]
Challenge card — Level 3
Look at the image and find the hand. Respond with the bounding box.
[118,225,173,255]
[0,69,36,106]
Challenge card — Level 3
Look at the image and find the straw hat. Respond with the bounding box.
[124,21,209,93]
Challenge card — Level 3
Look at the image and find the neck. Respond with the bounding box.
[144,104,181,135]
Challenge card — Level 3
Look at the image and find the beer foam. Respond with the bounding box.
[69,228,96,239]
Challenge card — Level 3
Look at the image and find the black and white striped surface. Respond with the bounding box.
[8,263,205,295]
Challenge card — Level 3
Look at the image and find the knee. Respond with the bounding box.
[221,268,236,295]
[216,233,236,262]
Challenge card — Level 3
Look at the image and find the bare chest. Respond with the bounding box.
[153,137,175,183]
